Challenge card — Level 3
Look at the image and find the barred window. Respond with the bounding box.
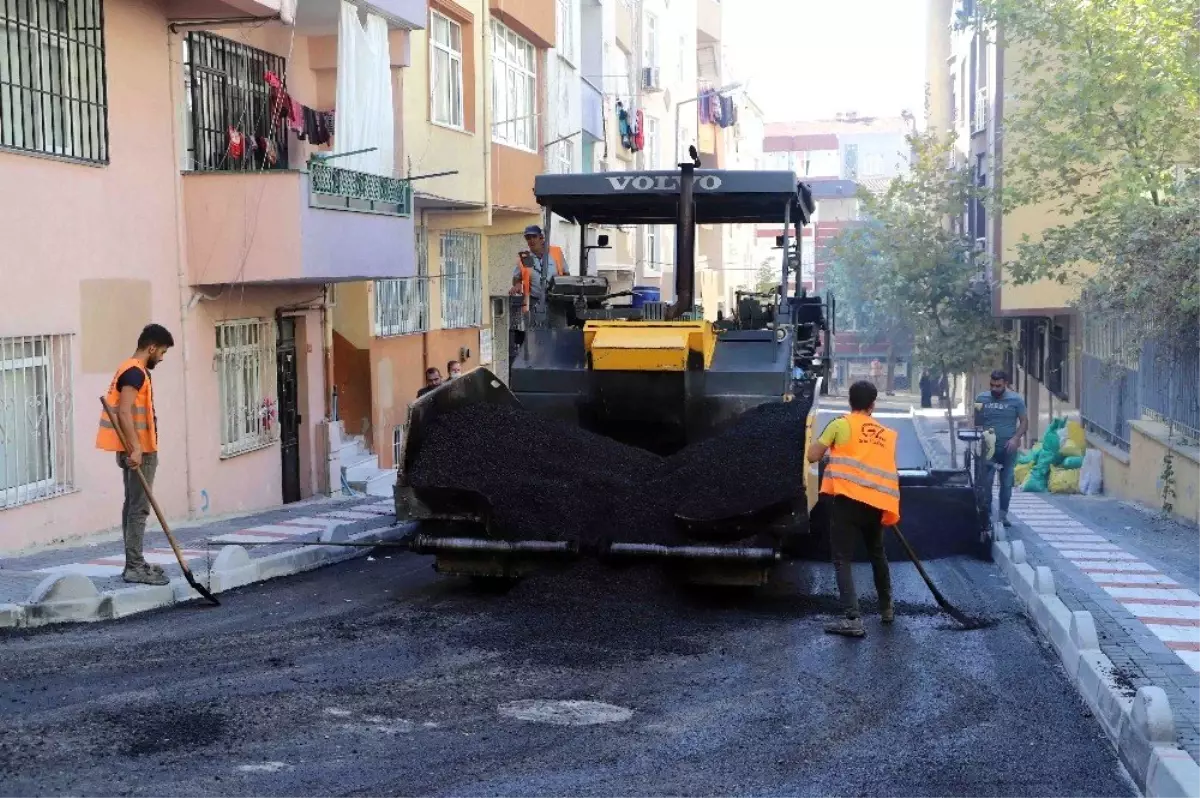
[215,319,278,458]
[184,31,288,172]
[0,334,74,509]
[0,0,108,163]
[440,230,483,329]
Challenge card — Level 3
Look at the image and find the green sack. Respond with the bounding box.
[1041,429,1061,453]
[1061,456,1084,469]
[1017,450,1037,465]
[1035,449,1057,468]
[1023,473,1049,492]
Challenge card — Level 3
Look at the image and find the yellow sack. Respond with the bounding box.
[1048,466,1080,494]
[1066,419,1086,450]
[1013,461,1033,487]
[1059,440,1084,459]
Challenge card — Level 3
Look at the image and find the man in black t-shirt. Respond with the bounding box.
[416,367,442,398]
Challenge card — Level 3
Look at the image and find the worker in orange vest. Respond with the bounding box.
[508,224,566,314]
[807,380,900,638]
[96,324,175,586]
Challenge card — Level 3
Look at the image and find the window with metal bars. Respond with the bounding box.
[0,0,108,163]
[439,231,483,330]
[215,319,278,458]
[184,31,288,172]
[0,333,74,509]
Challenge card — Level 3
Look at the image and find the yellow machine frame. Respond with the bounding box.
[583,320,717,372]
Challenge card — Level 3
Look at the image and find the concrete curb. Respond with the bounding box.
[991,521,1200,797]
[2,514,411,631]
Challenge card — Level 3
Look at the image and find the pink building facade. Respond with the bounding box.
[0,0,425,551]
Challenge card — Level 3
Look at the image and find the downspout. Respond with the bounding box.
[165,27,196,517]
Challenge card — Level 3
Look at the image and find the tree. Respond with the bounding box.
[978,0,1200,510]
[754,259,779,295]
[829,130,1008,459]
[976,0,1200,338]
[827,219,914,392]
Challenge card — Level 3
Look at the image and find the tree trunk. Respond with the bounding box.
[945,367,959,467]
[885,338,896,394]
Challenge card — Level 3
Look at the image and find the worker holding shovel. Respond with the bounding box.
[806,380,900,638]
[96,324,174,586]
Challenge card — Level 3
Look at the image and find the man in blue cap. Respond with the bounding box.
[509,224,567,312]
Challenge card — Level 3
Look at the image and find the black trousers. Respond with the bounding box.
[829,495,893,619]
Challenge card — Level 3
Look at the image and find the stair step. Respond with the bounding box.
[344,457,382,483]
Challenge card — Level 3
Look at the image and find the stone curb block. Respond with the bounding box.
[990,529,1196,797]
[24,573,102,626]
[13,513,406,628]
[1146,747,1200,798]
[0,603,25,629]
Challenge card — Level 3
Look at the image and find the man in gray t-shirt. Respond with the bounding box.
[974,369,1029,526]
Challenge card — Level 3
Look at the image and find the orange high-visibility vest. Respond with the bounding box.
[520,245,567,297]
[96,358,158,454]
[819,412,900,526]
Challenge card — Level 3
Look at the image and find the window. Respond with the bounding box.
[556,0,574,64]
[0,0,107,162]
[644,226,660,276]
[643,13,658,69]
[643,115,658,168]
[492,21,536,150]
[375,277,430,336]
[215,319,278,458]
[616,46,633,98]
[0,334,73,509]
[430,11,464,129]
[555,139,573,173]
[184,32,289,172]
[440,231,483,329]
[842,144,859,179]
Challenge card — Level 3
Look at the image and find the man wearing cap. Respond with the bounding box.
[508,225,567,312]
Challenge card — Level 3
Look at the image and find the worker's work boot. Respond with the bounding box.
[824,617,866,638]
[1000,510,1012,528]
[123,562,169,586]
[881,602,895,624]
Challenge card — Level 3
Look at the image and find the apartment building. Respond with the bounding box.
[0,0,427,550]
[926,0,1199,519]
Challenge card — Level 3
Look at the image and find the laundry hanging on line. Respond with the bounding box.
[264,70,336,147]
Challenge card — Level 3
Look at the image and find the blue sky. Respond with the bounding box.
[724,0,928,123]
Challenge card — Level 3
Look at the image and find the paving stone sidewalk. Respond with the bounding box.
[0,494,399,609]
[913,408,1200,765]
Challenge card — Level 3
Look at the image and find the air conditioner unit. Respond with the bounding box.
[642,67,661,91]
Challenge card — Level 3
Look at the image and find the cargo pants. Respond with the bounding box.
[117,452,158,568]
[829,495,892,619]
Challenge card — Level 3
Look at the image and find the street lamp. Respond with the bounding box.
[674,82,743,164]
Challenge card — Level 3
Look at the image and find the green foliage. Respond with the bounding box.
[754,259,779,295]
[828,131,1007,378]
[976,0,1200,341]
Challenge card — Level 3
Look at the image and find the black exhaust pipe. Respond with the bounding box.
[669,148,700,320]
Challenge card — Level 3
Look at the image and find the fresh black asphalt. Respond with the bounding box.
[0,550,1134,797]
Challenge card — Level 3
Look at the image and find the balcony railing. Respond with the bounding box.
[309,159,413,217]
[972,87,989,133]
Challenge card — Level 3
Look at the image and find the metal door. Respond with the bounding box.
[277,317,302,504]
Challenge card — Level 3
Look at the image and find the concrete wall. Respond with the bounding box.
[1095,422,1200,526]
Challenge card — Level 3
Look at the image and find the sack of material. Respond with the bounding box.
[1079,449,1104,495]
[1049,466,1080,494]
[1059,440,1084,460]
[1066,419,1086,450]
[1060,455,1084,470]
[1014,461,1034,487]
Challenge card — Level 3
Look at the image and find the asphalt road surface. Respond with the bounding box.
[0,553,1134,797]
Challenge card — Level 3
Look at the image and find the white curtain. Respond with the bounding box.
[335,1,394,176]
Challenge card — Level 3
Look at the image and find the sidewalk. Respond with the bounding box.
[913,408,1200,765]
[0,493,406,629]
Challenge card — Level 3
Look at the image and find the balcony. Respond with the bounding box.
[581,78,605,142]
[183,163,415,287]
[697,0,721,43]
[293,0,427,31]
[165,0,288,23]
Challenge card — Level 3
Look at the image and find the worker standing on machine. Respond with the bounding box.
[509,225,567,313]
[806,380,900,638]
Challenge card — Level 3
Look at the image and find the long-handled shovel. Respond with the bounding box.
[101,398,220,606]
[889,524,982,629]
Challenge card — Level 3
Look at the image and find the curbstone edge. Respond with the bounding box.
[1146,746,1200,798]
[1120,687,1180,790]
[24,573,103,625]
[0,602,25,629]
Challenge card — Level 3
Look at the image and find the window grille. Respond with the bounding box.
[215,319,278,457]
[0,334,74,509]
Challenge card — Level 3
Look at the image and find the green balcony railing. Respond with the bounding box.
[308,159,413,217]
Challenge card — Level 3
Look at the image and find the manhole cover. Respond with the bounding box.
[498,699,633,726]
